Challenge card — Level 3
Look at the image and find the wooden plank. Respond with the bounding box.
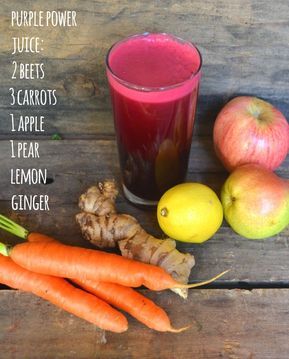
[1,288,289,358]
[0,109,115,139]
[0,96,235,138]
[3,94,288,139]
[2,201,289,285]
[1,139,289,284]
[1,138,289,202]
[1,0,289,140]
[0,290,106,359]
[1,0,289,136]
[0,138,225,203]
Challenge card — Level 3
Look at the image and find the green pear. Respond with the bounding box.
[221,164,289,239]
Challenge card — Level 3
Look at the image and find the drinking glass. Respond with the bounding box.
[106,32,202,205]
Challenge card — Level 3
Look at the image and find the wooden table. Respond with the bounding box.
[1,1,289,358]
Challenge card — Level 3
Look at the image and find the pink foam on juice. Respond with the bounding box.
[106,33,201,201]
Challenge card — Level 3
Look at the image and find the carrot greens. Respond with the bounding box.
[0,214,28,239]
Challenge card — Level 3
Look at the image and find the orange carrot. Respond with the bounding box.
[29,232,55,243]
[0,253,128,333]
[74,278,188,332]
[28,231,187,332]
[0,215,228,292]
[0,215,228,331]
[3,240,228,291]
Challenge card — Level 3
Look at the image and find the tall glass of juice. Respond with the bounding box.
[106,32,202,205]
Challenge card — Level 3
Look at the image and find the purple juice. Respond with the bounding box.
[106,33,202,204]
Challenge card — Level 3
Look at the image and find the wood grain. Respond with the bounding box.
[0,139,289,285]
[1,0,289,137]
[0,290,106,359]
[2,200,289,286]
[1,1,289,356]
[0,96,230,138]
[1,138,289,202]
[1,288,289,358]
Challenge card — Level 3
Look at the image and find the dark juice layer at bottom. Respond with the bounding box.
[111,86,199,201]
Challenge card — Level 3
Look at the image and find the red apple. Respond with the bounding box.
[213,96,289,171]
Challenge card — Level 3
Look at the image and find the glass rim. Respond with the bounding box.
[105,32,202,92]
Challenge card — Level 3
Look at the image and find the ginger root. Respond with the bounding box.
[78,181,118,216]
[76,180,195,298]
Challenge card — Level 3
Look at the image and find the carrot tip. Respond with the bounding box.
[176,269,230,289]
[168,324,190,333]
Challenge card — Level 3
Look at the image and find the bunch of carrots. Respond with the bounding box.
[0,214,227,333]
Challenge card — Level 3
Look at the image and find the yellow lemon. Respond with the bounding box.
[157,183,223,243]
